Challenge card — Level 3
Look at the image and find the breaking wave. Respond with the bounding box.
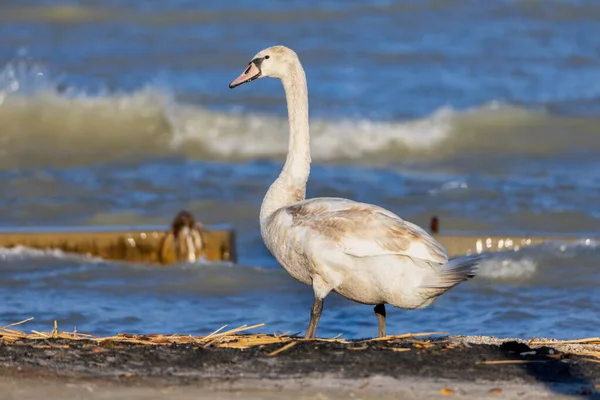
[1,58,599,169]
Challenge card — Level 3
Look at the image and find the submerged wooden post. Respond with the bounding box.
[0,211,236,265]
[428,216,596,256]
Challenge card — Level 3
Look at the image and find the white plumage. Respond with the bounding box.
[230,45,483,338]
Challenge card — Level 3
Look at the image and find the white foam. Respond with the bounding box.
[0,56,461,165]
[177,259,236,269]
[428,180,469,195]
[0,245,103,263]
[2,56,598,168]
[476,257,538,280]
[167,99,600,163]
[169,105,455,161]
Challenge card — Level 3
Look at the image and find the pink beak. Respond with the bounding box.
[229,61,261,88]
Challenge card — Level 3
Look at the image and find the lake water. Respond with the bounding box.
[0,0,599,339]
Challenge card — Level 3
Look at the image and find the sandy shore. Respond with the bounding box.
[2,373,596,400]
[1,335,599,399]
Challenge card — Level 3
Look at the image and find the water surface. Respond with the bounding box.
[0,0,599,339]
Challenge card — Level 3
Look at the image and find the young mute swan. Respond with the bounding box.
[229,45,483,339]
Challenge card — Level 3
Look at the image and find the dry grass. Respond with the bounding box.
[1,318,599,361]
[0,318,451,352]
[0,319,460,360]
[0,318,298,349]
[476,360,548,365]
[529,338,600,346]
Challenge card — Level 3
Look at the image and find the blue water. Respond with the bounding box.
[0,0,599,340]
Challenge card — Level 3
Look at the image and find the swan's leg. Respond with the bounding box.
[304,296,324,339]
[304,274,331,339]
[374,304,386,338]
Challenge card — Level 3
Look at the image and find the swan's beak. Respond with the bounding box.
[229,60,262,88]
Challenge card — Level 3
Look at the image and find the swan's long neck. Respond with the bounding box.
[259,62,310,223]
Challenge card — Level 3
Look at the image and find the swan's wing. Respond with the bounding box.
[271,198,448,265]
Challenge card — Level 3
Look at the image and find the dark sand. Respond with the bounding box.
[1,336,600,399]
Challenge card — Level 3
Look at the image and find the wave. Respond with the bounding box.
[1,59,599,169]
[0,245,104,263]
[474,240,600,286]
[477,257,538,281]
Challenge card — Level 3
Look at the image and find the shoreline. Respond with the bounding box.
[1,372,594,400]
[1,334,599,399]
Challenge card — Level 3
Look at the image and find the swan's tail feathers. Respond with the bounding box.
[421,253,485,290]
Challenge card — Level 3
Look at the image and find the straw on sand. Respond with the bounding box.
[1,318,599,361]
[476,360,548,365]
[529,338,600,346]
[0,318,319,349]
[0,318,453,353]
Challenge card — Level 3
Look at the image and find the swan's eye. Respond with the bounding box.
[264,55,270,59]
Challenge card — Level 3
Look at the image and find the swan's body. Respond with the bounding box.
[230,45,482,338]
[263,197,463,308]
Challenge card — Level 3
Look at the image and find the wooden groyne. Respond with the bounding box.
[428,216,596,256]
[0,211,236,265]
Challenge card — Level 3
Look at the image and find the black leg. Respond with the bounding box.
[374,304,386,338]
[304,297,324,339]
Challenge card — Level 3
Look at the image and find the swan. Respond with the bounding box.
[229,45,483,339]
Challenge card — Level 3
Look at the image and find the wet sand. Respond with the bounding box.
[1,336,600,399]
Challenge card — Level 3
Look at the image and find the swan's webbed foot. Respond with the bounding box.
[374,304,386,338]
[304,297,324,339]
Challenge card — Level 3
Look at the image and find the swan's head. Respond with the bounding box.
[229,45,299,88]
